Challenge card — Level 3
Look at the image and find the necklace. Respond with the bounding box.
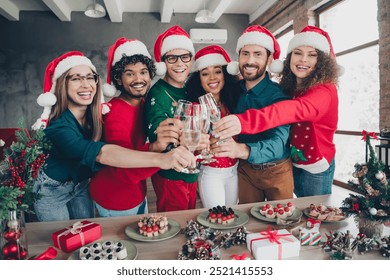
[163,89,177,107]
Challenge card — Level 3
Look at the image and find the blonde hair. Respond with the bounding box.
[49,69,103,141]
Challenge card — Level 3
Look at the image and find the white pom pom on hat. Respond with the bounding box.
[32,51,98,130]
[153,25,195,76]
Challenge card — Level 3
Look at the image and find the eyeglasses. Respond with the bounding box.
[66,73,99,86]
[162,53,192,64]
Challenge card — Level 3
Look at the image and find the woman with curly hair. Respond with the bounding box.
[186,45,240,208]
[214,26,341,197]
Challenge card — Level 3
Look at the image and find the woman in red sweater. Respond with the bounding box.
[214,26,341,197]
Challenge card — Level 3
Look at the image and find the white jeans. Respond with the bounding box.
[198,162,239,208]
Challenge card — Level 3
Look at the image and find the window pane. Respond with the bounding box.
[334,134,366,182]
[337,45,379,132]
[319,0,378,53]
[277,29,294,61]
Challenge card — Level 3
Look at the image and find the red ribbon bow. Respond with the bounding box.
[32,247,58,260]
[250,226,293,259]
[361,130,378,141]
[230,252,249,260]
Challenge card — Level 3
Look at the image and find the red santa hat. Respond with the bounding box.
[153,25,195,76]
[32,51,100,130]
[103,37,152,97]
[194,45,238,74]
[287,25,343,75]
[227,25,284,75]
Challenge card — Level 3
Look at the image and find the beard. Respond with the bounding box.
[239,64,267,82]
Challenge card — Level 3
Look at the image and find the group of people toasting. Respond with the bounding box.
[31,23,340,222]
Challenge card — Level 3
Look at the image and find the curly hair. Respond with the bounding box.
[186,65,240,113]
[110,54,156,91]
[279,50,339,96]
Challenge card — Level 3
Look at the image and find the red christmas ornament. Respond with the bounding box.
[2,241,19,257]
[3,230,21,241]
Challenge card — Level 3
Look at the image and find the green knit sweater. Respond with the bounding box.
[144,79,198,182]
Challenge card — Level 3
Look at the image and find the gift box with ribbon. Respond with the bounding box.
[306,217,321,229]
[51,220,102,253]
[299,227,322,246]
[246,227,300,260]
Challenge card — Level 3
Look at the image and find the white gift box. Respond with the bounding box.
[247,228,300,260]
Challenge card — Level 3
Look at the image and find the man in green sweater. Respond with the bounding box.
[144,25,198,212]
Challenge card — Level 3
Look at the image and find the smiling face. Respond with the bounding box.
[163,49,192,88]
[290,46,318,85]
[66,65,97,111]
[199,65,225,99]
[238,44,271,89]
[117,62,151,104]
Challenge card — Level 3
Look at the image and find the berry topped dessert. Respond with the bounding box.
[207,205,236,224]
[137,215,169,237]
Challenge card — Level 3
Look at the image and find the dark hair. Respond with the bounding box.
[110,54,156,90]
[279,50,339,96]
[186,65,240,113]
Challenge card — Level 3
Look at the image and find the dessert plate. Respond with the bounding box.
[303,207,347,222]
[196,209,249,229]
[125,218,180,242]
[250,203,302,223]
[68,240,137,260]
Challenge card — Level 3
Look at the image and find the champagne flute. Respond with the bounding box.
[180,115,201,174]
[198,93,221,135]
[193,103,215,164]
[174,99,192,121]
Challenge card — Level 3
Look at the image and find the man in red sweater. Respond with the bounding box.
[90,38,183,216]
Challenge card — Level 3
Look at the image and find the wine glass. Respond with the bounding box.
[198,93,221,135]
[192,103,215,164]
[180,115,201,174]
[174,99,192,121]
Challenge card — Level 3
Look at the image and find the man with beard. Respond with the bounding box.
[210,25,294,203]
[90,38,184,216]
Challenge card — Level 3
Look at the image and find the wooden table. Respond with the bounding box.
[26,194,389,260]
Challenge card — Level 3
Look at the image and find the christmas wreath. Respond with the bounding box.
[0,120,51,221]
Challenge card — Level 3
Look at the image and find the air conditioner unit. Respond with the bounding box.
[190,28,227,44]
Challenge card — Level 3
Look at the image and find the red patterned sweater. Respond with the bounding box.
[236,83,338,174]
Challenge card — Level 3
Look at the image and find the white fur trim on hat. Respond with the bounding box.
[37,92,57,107]
[269,59,283,73]
[194,53,228,71]
[236,32,275,54]
[287,32,330,55]
[155,62,167,76]
[112,41,151,66]
[53,56,96,82]
[226,61,240,76]
[103,82,119,97]
[160,35,195,57]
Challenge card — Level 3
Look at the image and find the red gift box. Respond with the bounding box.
[51,220,102,253]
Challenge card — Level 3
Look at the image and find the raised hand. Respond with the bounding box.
[213,115,242,140]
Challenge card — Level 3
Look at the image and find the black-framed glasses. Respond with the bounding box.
[162,53,192,64]
[66,73,99,86]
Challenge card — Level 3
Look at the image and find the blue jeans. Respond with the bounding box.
[32,170,95,222]
[293,159,335,197]
[95,199,148,217]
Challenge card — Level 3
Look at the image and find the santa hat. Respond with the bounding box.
[227,25,283,75]
[153,25,195,76]
[32,51,101,130]
[194,45,238,75]
[287,25,344,75]
[103,37,152,98]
